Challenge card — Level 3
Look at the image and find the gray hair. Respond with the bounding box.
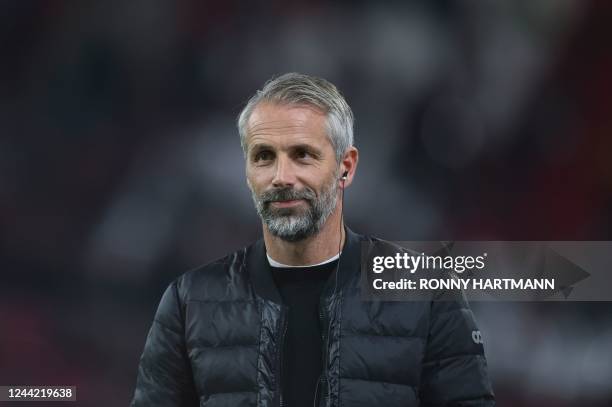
[237,72,354,162]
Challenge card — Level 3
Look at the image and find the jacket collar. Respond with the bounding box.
[246,225,363,305]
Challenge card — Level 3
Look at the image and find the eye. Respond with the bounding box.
[253,150,274,163]
[295,149,312,160]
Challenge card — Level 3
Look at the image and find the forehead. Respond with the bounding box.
[245,102,332,148]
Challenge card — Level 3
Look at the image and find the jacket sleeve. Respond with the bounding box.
[131,280,199,407]
[419,288,495,406]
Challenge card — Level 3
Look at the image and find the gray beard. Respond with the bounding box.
[250,176,339,242]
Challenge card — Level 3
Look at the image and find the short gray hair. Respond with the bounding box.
[237,72,354,162]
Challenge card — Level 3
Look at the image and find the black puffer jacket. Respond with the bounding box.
[131,227,495,407]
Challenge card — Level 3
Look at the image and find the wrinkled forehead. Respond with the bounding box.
[245,102,331,148]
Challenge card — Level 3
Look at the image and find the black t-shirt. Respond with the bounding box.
[270,259,338,407]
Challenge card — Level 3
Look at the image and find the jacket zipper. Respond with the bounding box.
[277,310,289,407]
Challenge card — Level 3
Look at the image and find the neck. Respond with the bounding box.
[263,205,345,266]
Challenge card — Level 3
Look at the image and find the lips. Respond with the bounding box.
[260,187,315,209]
[269,199,305,208]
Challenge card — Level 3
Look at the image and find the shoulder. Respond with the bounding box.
[172,241,258,302]
[360,232,418,256]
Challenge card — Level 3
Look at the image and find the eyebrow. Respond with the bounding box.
[291,143,323,156]
[248,143,273,155]
[248,143,323,155]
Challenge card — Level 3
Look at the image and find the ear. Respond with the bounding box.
[339,147,359,188]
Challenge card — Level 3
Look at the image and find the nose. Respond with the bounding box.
[271,156,296,188]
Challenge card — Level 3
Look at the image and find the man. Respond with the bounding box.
[131,73,495,406]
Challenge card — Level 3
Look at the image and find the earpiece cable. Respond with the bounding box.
[314,173,345,407]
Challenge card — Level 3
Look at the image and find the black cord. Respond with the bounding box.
[313,176,345,407]
[332,176,345,309]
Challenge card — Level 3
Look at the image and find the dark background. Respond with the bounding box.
[1,1,612,406]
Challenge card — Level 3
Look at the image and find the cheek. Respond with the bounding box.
[247,162,278,182]
[246,170,266,193]
[246,175,257,193]
[305,171,335,193]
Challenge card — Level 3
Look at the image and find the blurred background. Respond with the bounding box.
[1,0,612,406]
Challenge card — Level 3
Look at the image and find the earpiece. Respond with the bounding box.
[341,171,348,180]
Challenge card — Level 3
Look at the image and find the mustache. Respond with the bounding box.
[260,187,316,204]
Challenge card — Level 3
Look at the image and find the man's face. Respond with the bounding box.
[244,102,341,241]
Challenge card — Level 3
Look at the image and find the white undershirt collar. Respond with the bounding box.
[266,252,340,268]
